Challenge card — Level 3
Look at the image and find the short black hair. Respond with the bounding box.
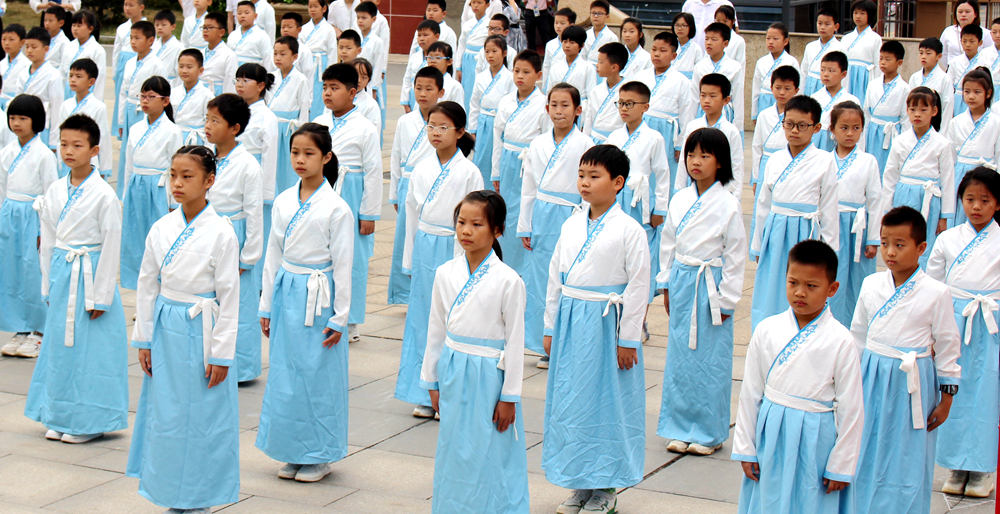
[554,8,577,24]
[785,95,822,124]
[491,13,510,31]
[59,113,100,147]
[653,31,678,51]
[323,62,359,90]
[178,48,204,67]
[427,0,447,10]
[700,73,731,98]
[817,7,839,21]
[683,128,733,186]
[206,93,252,136]
[880,40,905,61]
[993,16,1000,27]
[275,35,299,54]
[716,5,736,22]
[673,12,697,40]
[788,240,838,283]
[821,51,848,73]
[918,37,943,54]
[580,144,629,183]
[131,20,155,39]
[154,10,176,25]
[205,12,228,34]
[561,25,587,47]
[590,0,610,13]
[415,66,444,89]
[599,42,629,71]
[619,80,650,102]
[882,206,927,245]
[417,19,441,35]
[235,63,274,92]
[8,94,46,134]
[771,65,800,88]
[339,29,362,47]
[282,12,304,26]
[355,1,379,17]
[961,23,984,41]
[514,49,542,72]
[958,166,1000,225]
[237,0,256,10]
[704,22,731,42]
[851,0,878,26]
[25,27,50,46]
[2,24,25,39]
[69,58,99,79]
[428,41,454,74]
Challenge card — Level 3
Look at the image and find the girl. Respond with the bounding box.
[299,0,338,119]
[751,23,799,121]
[422,190,529,513]
[457,0,492,111]
[827,101,882,328]
[948,68,1000,227]
[658,128,746,456]
[127,146,240,514]
[620,17,652,82]
[940,0,989,71]
[395,101,484,418]
[469,34,513,190]
[927,167,1000,498]
[671,12,703,80]
[351,57,383,138]
[427,41,466,106]
[881,87,955,268]
[267,37,312,195]
[841,0,882,98]
[256,123,354,483]
[61,10,106,103]
[0,95,57,358]
[120,77,184,291]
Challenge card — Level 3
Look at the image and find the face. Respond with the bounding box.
[831,109,864,148]
[322,79,356,110]
[290,134,332,180]
[177,55,202,83]
[154,20,175,39]
[140,88,169,116]
[561,38,580,57]
[512,60,540,90]
[699,84,727,116]
[237,6,256,27]
[880,224,926,272]
[878,51,900,74]
[853,8,868,28]
[59,128,98,170]
[962,34,981,55]
[765,28,785,53]
[274,42,296,70]
[1,33,22,55]
[963,79,989,110]
[782,109,820,146]
[906,99,937,127]
[546,90,580,130]
[819,61,846,86]
[123,0,142,19]
[21,39,47,62]
[68,68,96,93]
[425,4,445,22]
[621,23,640,48]
[650,39,676,69]
[8,114,33,139]
[771,78,797,105]
[426,111,464,149]
[281,19,301,38]
[169,155,214,206]
[962,181,1000,229]
[992,24,1000,47]
[785,262,837,318]
[956,2,977,26]
[595,53,617,77]
[356,12,373,32]
[685,143,719,184]
[417,28,438,50]
[130,29,154,53]
[484,41,505,67]
[553,15,570,36]
[427,50,450,73]
[714,12,733,28]
[202,18,224,44]
[204,106,237,144]
[194,0,212,10]
[470,0,486,15]
[577,162,623,205]
[456,202,500,254]
[488,20,508,37]
[308,0,326,20]
[235,76,264,101]
[616,90,648,124]
[338,39,360,62]
[414,77,444,107]
[354,64,370,90]
[590,7,608,27]
[44,14,64,36]
[673,18,690,40]
[704,31,727,56]
[71,21,94,41]
[918,47,941,69]
[816,15,838,38]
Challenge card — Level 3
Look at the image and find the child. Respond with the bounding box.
[750,95,839,330]
[22,114,128,444]
[542,8,575,90]
[181,0,211,51]
[351,57,382,138]
[42,7,71,74]
[475,14,514,74]
[422,190,529,512]
[693,22,744,130]
[864,41,910,171]
[493,50,548,275]
[584,0,618,64]
[658,127,747,456]
[337,30,362,71]
[351,0,391,107]
[57,59,111,179]
[670,12,703,80]
[354,1,387,124]
[200,12,238,96]
[842,0,882,98]
[299,0,338,119]
[752,23,798,122]
[62,11,106,103]
[828,101,882,327]
[117,21,167,198]
[910,38,954,132]
[943,0,989,69]
[881,87,954,267]
[426,41,466,105]
[734,240,863,514]
[401,20,440,113]
[635,31,696,201]
[716,5,745,78]
[928,167,1000,498]
[750,66,798,241]
[812,52,860,152]
[619,17,651,82]
[313,64,382,342]
[457,0,490,111]
[127,146,241,514]
[675,73,744,199]
[253,0,277,46]
[171,49,214,146]
[948,67,1000,227]
[269,36,313,194]
[151,10,182,81]
[990,19,1000,94]
[519,82,593,361]
[0,25,28,110]
[111,0,144,136]
[800,8,845,96]
[584,42,628,143]
[950,24,989,117]
[256,123,354,482]
[396,101,483,417]
[279,12,314,80]
[0,95,58,358]
[120,77,185,291]
[229,1,276,70]
[20,27,64,151]
[851,206,961,514]
[542,145,649,514]
[470,34,513,189]
[409,0,456,54]
[388,67,445,306]
[546,25,597,102]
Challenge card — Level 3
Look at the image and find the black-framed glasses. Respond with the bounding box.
[782,121,817,131]
[615,101,648,110]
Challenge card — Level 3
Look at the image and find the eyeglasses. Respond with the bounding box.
[615,101,648,110]
[590,11,607,17]
[235,78,257,85]
[782,121,818,131]
[488,26,505,33]
[202,25,222,31]
[425,124,456,134]
[674,22,689,28]
[426,56,449,61]
[137,94,166,101]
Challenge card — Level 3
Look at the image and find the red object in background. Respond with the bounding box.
[382,0,425,53]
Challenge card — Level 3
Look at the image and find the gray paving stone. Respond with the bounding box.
[635,454,744,504]
[322,448,435,500]
[212,496,333,513]
[0,430,116,465]
[616,488,738,513]
[325,489,432,513]
[348,407,428,448]
[348,376,415,416]
[0,454,118,508]
[43,476,164,514]
[74,448,130,474]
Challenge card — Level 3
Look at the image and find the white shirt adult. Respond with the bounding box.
[680,0,738,52]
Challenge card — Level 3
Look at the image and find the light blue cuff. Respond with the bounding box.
[941,213,954,219]
[419,379,439,390]
[617,338,641,349]
[490,175,500,181]
[823,471,854,483]
[208,357,235,367]
[865,239,880,246]
[653,209,668,216]
[389,198,398,205]
[720,308,735,316]
[99,169,112,177]
[131,339,151,349]
[359,214,380,221]
[515,231,531,238]
[731,453,758,463]
[749,249,760,258]
[42,295,49,303]
[543,327,554,337]
[499,394,521,403]
[258,310,271,319]
[239,262,253,270]
[938,376,960,386]
[94,303,112,311]
[403,267,412,275]
[326,320,347,334]
[656,282,669,291]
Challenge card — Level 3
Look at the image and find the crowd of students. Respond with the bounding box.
[0,0,996,512]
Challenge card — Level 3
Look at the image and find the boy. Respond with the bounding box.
[279,12,314,79]
[692,22,744,131]
[753,66,799,199]
[338,29,363,66]
[228,1,275,70]
[750,95,839,330]
[675,73,744,198]
[542,8,575,91]
[493,50,548,275]
[476,14,514,74]
[42,7,70,73]
[990,19,1000,95]
[584,0,619,64]
[171,49,215,145]
[864,41,910,171]
[19,28,63,150]
[910,37,954,131]
[0,24,27,110]
[811,52,860,152]
[546,25,597,101]
[268,36,312,192]
[312,64,382,341]
[409,0,456,55]
[457,0,490,110]
[355,1,388,131]
[635,31,696,201]
[851,206,961,514]
[117,21,167,197]
[734,240,864,514]
[542,145,649,514]
[401,19,440,113]
[715,5,745,82]
[949,24,988,117]
[252,0,277,46]
[23,114,129,445]
[201,12,238,96]
[112,0,144,136]
[800,7,845,96]
[57,58,112,178]
[584,42,628,143]
[151,10,182,81]
[182,0,211,51]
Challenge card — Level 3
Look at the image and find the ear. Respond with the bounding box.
[917,240,928,255]
[89,144,100,159]
[827,280,840,298]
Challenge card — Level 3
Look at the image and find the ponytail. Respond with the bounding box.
[174,145,218,176]
[429,101,476,156]
[141,76,174,122]
[291,123,340,186]
[236,63,274,100]
[453,190,507,261]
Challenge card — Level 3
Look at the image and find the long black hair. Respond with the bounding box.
[235,63,275,100]
[141,76,174,122]
[958,166,1000,225]
[453,190,506,260]
[70,9,101,42]
[291,122,340,186]
[907,86,943,132]
[428,101,476,156]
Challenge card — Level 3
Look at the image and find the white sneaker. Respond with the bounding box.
[943,470,969,495]
[62,432,103,444]
[1,334,24,356]
[412,405,436,418]
[278,463,302,479]
[581,489,617,513]
[15,334,41,358]
[348,324,360,342]
[965,472,995,497]
[536,355,549,369]
[294,462,332,482]
[687,442,723,456]
[45,429,64,441]
[666,440,689,453]
[556,489,593,514]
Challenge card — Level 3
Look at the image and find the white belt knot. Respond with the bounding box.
[952,287,1000,345]
[900,176,941,220]
[603,292,624,316]
[60,244,100,348]
[282,262,334,327]
[850,206,867,263]
[626,172,651,224]
[675,253,723,350]
[881,121,898,150]
[866,340,932,429]
[160,288,221,371]
[978,158,998,171]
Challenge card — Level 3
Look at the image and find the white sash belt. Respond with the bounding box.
[444,335,506,370]
[281,261,334,327]
[764,384,834,413]
[503,141,530,175]
[957,155,996,170]
[418,220,456,237]
[481,108,497,117]
[221,211,247,221]
[182,126,204,145]
[898,176,941,220]
[771,204,820,239]
[869,116,898,150]
[647,111,680,144]
[838,204,867,263]
[561,285,624,320]
[159,288,220,371]
[674,253,723,350]
[626,172,651,224]
[56,243,101,348]
[949,286,1000,345]
[865,340,933,429]
[6,191,36,202]
[536,190,579,208]
[275,116,302,135]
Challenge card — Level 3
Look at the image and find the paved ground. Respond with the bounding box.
[0,57,993,513]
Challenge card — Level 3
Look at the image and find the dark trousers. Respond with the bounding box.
[524,8,555,53]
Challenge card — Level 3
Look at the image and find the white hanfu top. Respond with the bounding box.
[676,116,744,197]
[57,94,113,176]
[299,19,338,64]
[583,25,619,64]
[45,31,70,73]
[266,67,313,126]
[0,52,29,105]
[518,128,594,236]
[201,42,238,95]
[634,66,697,152]
[353,90,382,138]
[123,114,185,191]
[841,26,882,97]
[751,105,786,183]
[152,36,184,80]
[442,73,465,105]
[606,122,670,220]
[408,22,458,55]
[312,107,383,221]
[237,100,279,203]
[833,147,883,248]
[621,45,653,83]
[20,61,65,148]
[947,109,1000,169]
[358,31,387,95]
[491,88,549,178]
[672,39,704,79]
[813,87,862,146]
[389,109,434,204]
[546,55,598,102]
[118,55,168,128]
[909,66,955,132]
[751,51,799,120]
[469,66,514,133]
[60,36,107,102]
[583,79,625,142]
[181,12,210,50]
[457,15,490,61]
[800,37,846,91]
[254,0,277,46]
[207,143,264,268]
[170,81,215,144]
[542,37,564,92]
[693,54,744,128]
[0,134,57,205]
[880,128,956,219]
[863,74,911,148]
[227,25,276,70]
[927,221,1000,330]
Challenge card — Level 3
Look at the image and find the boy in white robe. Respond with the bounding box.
[851,206,961,514]
[456,0,491,111]
[542,8,575,92]
[751,28,798,122]
[583,42,627,143]
[181,0,211,51]
[354,1,387,137]
[715,5,745,80]
[171,49,215,146]
[151,10,182,81]
[57,59,111,179]
[949,24,989,118]
[117,22,168,198]
[42,7,70,74]
[946,72,1000,228]
[799,8,845,96]
[469,35,514,189]
[692,23,744,131]
[909,37,954,132]
[19,28,64,150]
[268,36,313,194]
[253,0,276,46]
[734,240,864,514]
[811,51,861,152]
[229,1,275,70]
[583,0,618,64]
[752,66,797,209]
[297,9,337,119]
[200,12,238,96]
[0,24,28,110]
[400,20,440,113]
[841,2,882,98]
[474,15,515,75]
[546,25,597,103]
[864,41,911,171]
[278,12,314,80]
[111,1,143,137]
[59,13,106,103]
[675,73,744,198]
[408,0,456,55]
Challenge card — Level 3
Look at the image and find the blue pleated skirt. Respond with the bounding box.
[310,53,329,120]
[110,52,133,135]
[227,218,262,382]
[340,173,373,325]
[812,129,836,152]
[803,76,823,97]
[461,51,478,112]
[848,64,870,99]
[891,182,941,269]
[497,147,527,274]
[521,200,574,354]
[643,115,680,200]
[395,229,454,406]
[471,114,496,190]
[275,121,296,194]
[256,263,349,464]
[755,93,776,121]
[953,93,968,118]
[618,184,660,304]
[751,213,816,330]
[117,107,145,199]
[0,199,46,332]
[24,248,128,435]
[120,173,169,290]
[388,176,411,305]
[830,210,876,328]
[865,124,891,174]
[126,294,240,510]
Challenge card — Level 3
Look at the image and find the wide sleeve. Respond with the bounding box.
[402,178,419,273]
[543,229,564,337]
[750,57,762,120]
[297,77,312,125]
[257,205,284,318]
[751,118,765,183]
[939,140,956,218]
[491,103,506,181]
[728,128,745,195]
[36,190,55,299]
[262,118,279,202]
[400,59,416,106]
[209,231,241,367]
[732,324,767,462]
[117,64,130,127]
[131,230,162,348]
[96,104,114,177]
[925,238,947,282]
[650,133,670,216]
[94,45,107,104]
[582,89,595,137]
[39,149,58,192]
[618,223,651,348]
[719,203,748,313]
[93,191,123,309]
[655,206,677,290]
[46,77,63,149]
[939,75,955,132]
[326,204,355,333]
[468,75,484,133]
[456,26,468,62]
[223,54,237,94]
[750,166,773,256]
[240,163,264,268]
[849,282,872,356]
[930,286,962,383]
[817,157,840,252]
[419,267,450,390]
[880,143,902,215]
[824,337,865,481]
[499,274,526,401]
[123,129,136,188]
[731,65,745,129]
[799,46,813,94]
[864,160,883,246]
[676,80,696,151]
[389,126,404,204]
[516,145,540,238]
[359,125,383,220]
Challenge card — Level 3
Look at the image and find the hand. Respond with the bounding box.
[936,219,948,235]
[674,150,680,162]
[138,349,152,377]
[617,346,638,370]
[824,478,848,494]
[752,183,757,196]
[89,309,105,320]
[372,90,379,103]
[403,105,411,114]
[359,220,375,235]
[393,204,398,212]
[37,236,41,249]
[492,181,500,192]
[260,317,270,338]
[455,70,462,82]
[927,392,953,431]
[741,461,760,481]
[650,214,664,228]
[206,365,229,388]
[118,128,123,138]
[543,335,552,355]
[663,293,670,315]
[493,401,516,433]
[322,328,342,348]
[721,313,731,322]
[521,236,532,250]
[429,389,440,413]
[864,245,878,259]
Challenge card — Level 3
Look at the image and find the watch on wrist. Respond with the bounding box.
[940,384,958,395]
